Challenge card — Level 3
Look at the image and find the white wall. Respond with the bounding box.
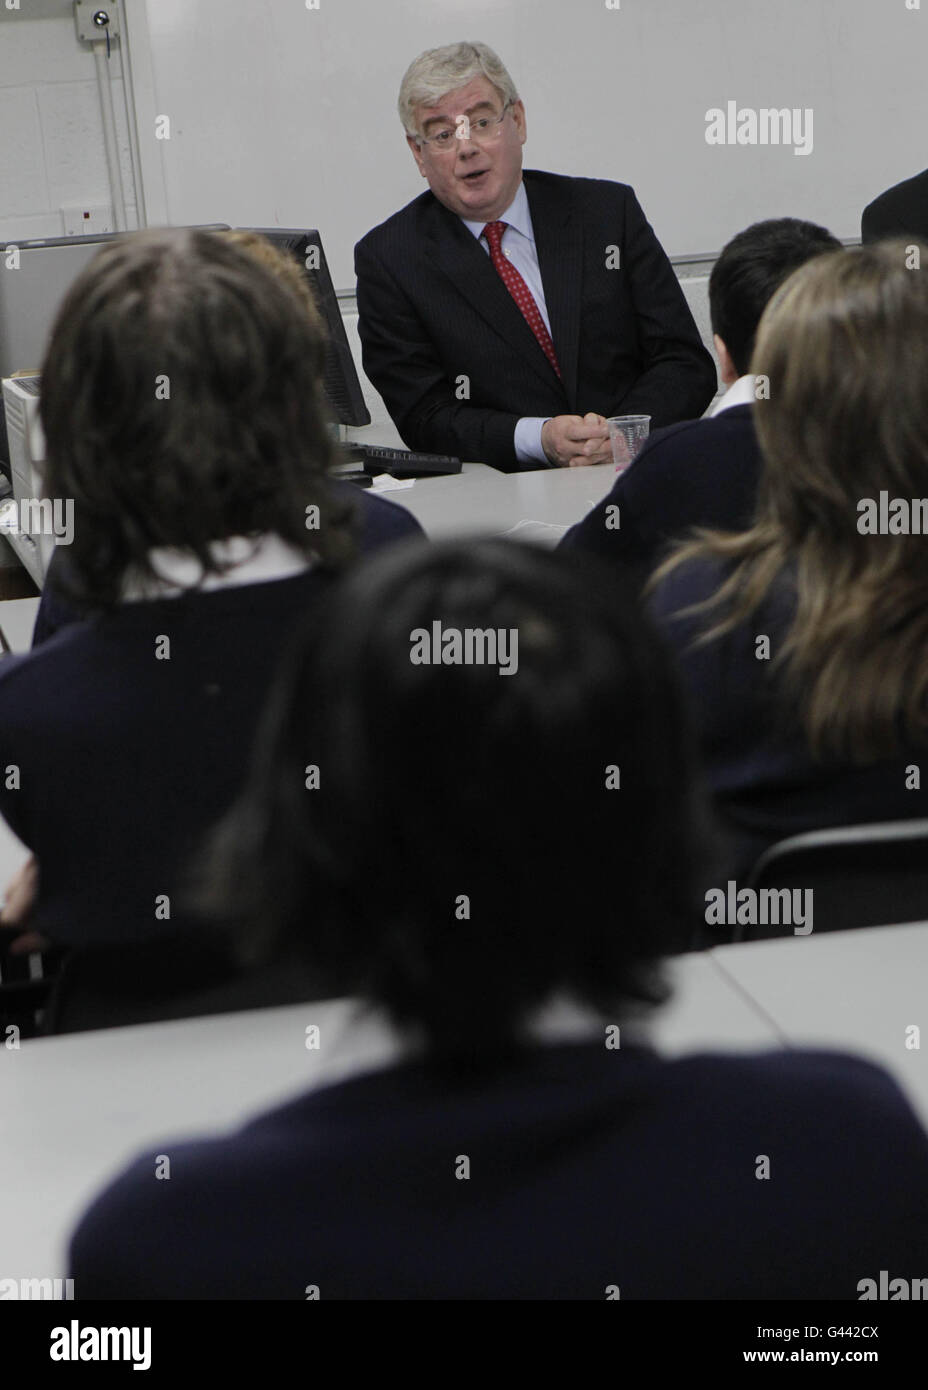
[0,0,136,244]
[125,0,924,290]
[5,1,923,285]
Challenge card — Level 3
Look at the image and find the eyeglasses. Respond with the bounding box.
[417,103,512,155]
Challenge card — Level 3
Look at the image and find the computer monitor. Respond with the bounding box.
[0,227,230,471]
[0,224,370,476]
[0,233,115,381]
[241,229,371,428]
[0,226,232,381]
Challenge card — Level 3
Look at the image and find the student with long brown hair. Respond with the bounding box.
[650,241,928,879]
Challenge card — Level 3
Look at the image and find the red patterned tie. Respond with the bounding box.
[482,220,562,380]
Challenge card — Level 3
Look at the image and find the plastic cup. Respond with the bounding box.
[607,415,651,475]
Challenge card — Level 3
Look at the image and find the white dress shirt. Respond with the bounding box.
[710,373,757,417]
[122,534,312,602]
[461,182,553,466]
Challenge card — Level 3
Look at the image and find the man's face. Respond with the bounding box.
[407,76,527,223]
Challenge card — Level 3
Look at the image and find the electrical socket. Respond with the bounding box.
[61,203,115,237]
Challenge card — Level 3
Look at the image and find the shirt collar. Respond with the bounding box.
[710,374,756,416]
[121,533,312,602]
[310,992,645,1090]
[461,180,534,243]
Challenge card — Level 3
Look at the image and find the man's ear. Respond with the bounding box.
[511,99,527,145]
[713,333,739,387]
[406,133,428,178]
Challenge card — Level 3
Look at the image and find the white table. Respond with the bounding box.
[380,461,616,540]
[0,952,778,1281]
[713,921,928,1126]
[10,925,928,1284]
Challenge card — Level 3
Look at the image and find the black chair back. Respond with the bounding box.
[740,817,928,942]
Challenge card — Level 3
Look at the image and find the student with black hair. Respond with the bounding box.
[862,167,928,244]
[560,219,840,585]
[69,540,928,1299]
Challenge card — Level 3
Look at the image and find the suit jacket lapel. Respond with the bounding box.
[525,172,582,411]
[424,194,568,396]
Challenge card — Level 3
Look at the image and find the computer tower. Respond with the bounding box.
[1,376,54,586]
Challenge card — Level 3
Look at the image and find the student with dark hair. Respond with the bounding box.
[0,227,420,974]
[30,229,421,647]
[862,167,928,244]
[69,541,928,1299]
[560,219,841,585]
[650,242,928,880]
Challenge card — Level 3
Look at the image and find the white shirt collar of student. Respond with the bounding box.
[710,373,757,416]
[121,533,312,602]
[306,994,642,1092]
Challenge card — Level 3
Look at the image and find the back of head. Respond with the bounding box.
[207,541,706,1072]
[709,218,842,375]
[669,241,928,762]
[40,228,351,609]
[752,241,928,550]
[220,229,324,330]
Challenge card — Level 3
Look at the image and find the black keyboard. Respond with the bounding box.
[339,444,462,479]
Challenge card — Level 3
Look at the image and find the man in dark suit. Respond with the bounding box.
[862,168,928,243]
[355,42,716,473]
[560,218,842,585]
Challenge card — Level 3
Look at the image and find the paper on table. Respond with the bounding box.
[499,518,569,548]
[368,474,417,493]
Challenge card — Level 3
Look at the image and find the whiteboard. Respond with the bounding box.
[125,0,928,291]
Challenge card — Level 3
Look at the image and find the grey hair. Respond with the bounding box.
[398,41,519,139]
